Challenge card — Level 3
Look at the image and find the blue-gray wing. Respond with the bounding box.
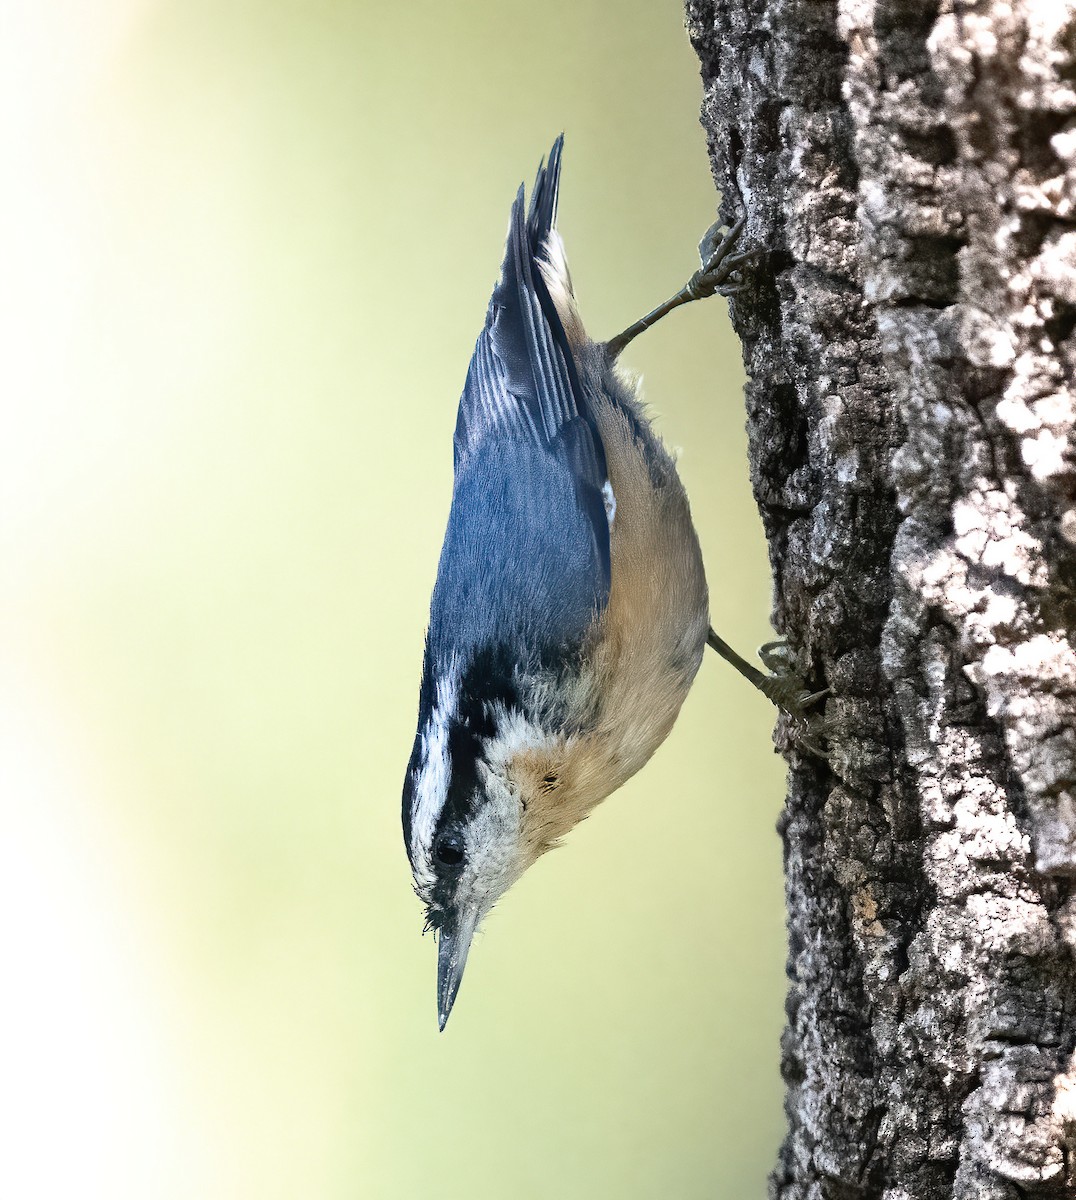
[428,438,607,666]
[449,135,611,632]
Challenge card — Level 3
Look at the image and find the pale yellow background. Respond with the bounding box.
[2,2,788,1197]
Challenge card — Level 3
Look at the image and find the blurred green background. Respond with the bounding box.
[2,1,787,1196]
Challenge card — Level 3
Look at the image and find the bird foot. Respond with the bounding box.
[754,640,830,758]
[688,217,760,299]
[705,628,829,758]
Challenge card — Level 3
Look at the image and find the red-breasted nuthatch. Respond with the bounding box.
[403,137,820,1029]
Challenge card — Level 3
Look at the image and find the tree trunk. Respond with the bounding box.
[684,1,1076,1195]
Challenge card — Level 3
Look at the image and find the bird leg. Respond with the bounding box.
[605,216,757,359]
[706,630,830,757]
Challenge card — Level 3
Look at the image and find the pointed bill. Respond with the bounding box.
[436,904,480,1031]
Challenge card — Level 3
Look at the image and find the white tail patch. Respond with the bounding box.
[602,480,616,527]
[538,232,586,348]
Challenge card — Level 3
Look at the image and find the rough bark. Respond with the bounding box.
[684,1,1076,1196]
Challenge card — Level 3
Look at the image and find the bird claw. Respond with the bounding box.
[697,216,744,266]
[691,217,759,299]
[755,640,830,759]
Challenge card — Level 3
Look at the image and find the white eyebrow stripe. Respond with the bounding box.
[410,661,461,890]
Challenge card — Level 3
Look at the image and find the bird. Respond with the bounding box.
[401,136,822,1030]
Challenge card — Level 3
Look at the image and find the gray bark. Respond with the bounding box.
[684,1,1076,1196]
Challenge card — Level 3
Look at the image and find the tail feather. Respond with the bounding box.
[455,135,596,460]
[527,134,563,250]
[528,135,584,348]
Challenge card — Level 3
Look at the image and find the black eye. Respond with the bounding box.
[434,833,465,867]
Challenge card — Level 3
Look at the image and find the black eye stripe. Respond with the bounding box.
[435,834,465,866]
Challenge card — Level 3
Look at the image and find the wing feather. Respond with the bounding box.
[432,136,611,665]
[454,139,606,484]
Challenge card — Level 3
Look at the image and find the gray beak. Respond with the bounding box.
[436,905,479,1031]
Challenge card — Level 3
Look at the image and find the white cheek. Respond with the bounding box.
[460,774,524,915]
[451,710,561,918]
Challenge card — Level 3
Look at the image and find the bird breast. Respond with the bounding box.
[515,361,709,857]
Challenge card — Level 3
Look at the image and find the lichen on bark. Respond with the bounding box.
[685,0,1076,1195]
